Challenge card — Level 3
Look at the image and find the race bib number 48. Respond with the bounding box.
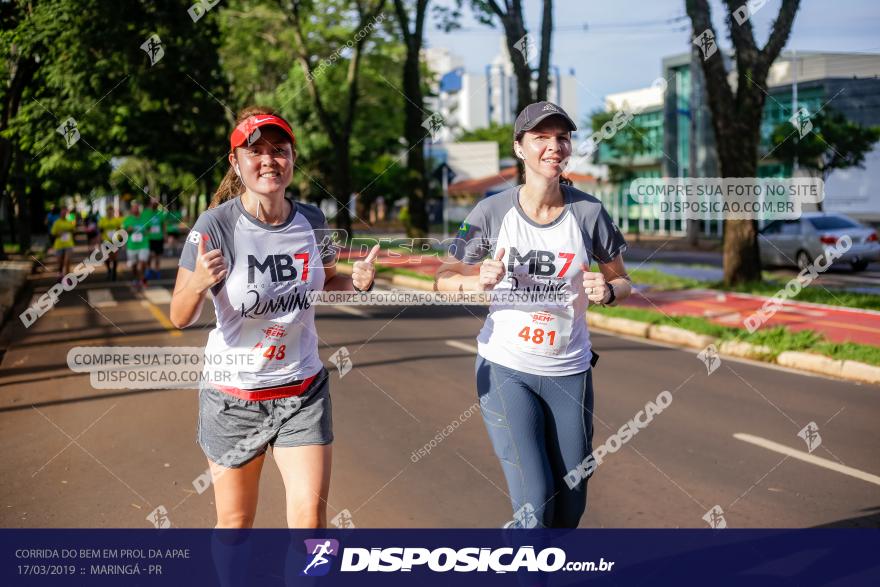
[240,320,300,373]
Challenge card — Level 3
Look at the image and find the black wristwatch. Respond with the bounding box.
[603,283,616,306]
[353,280,374,293]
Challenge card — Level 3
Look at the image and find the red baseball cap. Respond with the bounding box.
[229,115,296,151]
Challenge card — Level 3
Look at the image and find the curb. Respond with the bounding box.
[587,314,650,338]
[586,312,877,386]
[647,324,716,349]
[841,361,880,385]
[335,262,436,291]
[390,274,434,290]
[776,352,844,379]
[717,340,773,360]
[0,260,34,330]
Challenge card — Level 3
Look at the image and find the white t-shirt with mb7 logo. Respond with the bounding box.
[179,197,335,389]
[453,185,627,376]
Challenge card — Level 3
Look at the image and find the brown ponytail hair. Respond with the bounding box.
[209,105,295,209]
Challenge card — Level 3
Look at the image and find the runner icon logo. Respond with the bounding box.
[302,539,340,576]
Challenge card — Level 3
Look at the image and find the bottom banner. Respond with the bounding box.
[2,529,877,586]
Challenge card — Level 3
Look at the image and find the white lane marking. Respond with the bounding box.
[446,340,478,354]
[86,288,117,308]
[335,306,368,317]
[733,433,880,487]
[143,287,172,305]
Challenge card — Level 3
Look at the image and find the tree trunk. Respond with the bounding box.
[333,143,353,235]
[497,10,533,117]
[685,0,801,286]
[394,0,430,238]
[402,47,429,237]
[535,0,552,101]
[0,193,8,260]
[284,0,384,237]
[10,148,30,251]
[715,116,763,284]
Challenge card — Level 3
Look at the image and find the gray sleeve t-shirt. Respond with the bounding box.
[451,185,627,376]
[179,197,334,391]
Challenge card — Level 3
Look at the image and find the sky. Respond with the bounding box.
[424,0,880,124]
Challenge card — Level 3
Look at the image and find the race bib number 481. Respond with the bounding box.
[513,310,572,357]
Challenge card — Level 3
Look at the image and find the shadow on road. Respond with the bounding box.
[812,506,880,528]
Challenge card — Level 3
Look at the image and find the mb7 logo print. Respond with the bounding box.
[509,247,575,278]
[247,252,311,284]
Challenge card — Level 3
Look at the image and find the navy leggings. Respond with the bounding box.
[475,355,594,528]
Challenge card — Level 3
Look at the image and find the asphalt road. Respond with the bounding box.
[1,266,878,529]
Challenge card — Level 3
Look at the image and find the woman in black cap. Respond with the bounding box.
[436,101,632,528]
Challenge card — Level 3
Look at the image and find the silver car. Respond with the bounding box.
[758,213,879,272]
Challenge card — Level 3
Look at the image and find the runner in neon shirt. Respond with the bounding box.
[98,206,123,281]
[50,206,76,281]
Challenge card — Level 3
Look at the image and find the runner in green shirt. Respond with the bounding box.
[122,202,149,287]
[165,208,185,258]
[143,201,166,280]
[50,206,76,280]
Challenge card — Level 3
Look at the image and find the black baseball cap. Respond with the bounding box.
[514,101,577,138]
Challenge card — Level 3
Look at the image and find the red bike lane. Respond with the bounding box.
[340,248,879,346]
[626,289,880,346]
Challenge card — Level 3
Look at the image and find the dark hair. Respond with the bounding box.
[209,105,295,209]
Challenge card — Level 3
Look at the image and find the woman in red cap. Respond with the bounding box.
[170,106,379,529]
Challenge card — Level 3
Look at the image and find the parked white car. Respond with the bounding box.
[758,213,879,272]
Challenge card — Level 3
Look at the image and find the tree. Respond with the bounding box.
[392,0,430,237]
[590,110,651,183]
[461,1,554,116]
[685,0,800,285]
[279,0,387,234]
[2,0,228,251]
[768,108,880,210]
[460,1,554,183]
[1,1,40,254]
[458,122,514,162]
[220,0,407,225]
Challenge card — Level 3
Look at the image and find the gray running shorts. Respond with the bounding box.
[197,368,333,468]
